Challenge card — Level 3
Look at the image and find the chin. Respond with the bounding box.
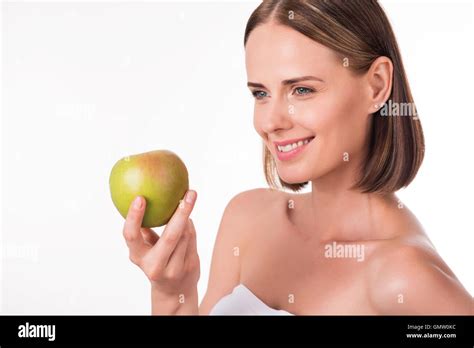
[276,165,312,185]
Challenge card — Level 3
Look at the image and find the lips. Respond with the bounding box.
[272,136,315,161]
[273,136,315,151]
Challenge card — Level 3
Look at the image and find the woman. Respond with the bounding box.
[122,0,472,315]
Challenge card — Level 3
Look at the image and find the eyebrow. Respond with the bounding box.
[247,75,324,88]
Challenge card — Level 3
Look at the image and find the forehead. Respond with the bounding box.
[245,23,338,83]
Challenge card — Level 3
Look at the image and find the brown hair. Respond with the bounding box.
[244,0,425,193]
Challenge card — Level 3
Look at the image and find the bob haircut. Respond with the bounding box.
[244,0,425,194]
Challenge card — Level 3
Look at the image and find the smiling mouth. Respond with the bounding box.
[275,136,315,153]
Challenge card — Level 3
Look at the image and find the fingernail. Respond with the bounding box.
[133,196,143,209]
[185,190,196,204]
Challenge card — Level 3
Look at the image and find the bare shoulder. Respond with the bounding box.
[226,187,295,228]
[198,188,286,314]
[202,188,278,245]
[367,237,473,314]
[215,187,287,250]
[225,187,287,212]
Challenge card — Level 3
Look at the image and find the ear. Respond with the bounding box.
[366,56,393,114]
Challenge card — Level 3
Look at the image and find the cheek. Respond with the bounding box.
[334,90,371,156]
[296,87,369,164]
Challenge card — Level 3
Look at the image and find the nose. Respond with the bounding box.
[255,95,293,135]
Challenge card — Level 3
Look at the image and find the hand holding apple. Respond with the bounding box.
[123,191,200,314]
[110,150,200,314]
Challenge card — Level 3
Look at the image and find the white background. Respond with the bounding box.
[1,0,473,314]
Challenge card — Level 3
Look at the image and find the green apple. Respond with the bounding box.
[109,150,189,228]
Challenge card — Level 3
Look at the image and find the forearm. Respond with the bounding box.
[151,286,199,315]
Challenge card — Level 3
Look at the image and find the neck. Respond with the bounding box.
[306,163,397,243]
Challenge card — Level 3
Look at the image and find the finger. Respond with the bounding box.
[148,190,197,266]
[123,196,150,263]
[141,228,159,246]
[166,224,191,274]
[184,218,198,260]
[163,190,197,240]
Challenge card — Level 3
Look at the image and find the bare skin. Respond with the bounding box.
[123,22,473,315]
[200,188,472,314]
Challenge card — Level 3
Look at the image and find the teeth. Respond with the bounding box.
[277,137,313,153]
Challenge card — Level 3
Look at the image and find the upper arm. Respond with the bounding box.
[369,245,473,315]
[198,188,268,315]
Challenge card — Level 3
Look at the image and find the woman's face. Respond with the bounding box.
[245,23,373,185]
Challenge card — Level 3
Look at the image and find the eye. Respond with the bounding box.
[251,90,268,100]
[293,87,314,96]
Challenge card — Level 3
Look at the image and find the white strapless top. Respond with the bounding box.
[209,284,294,315]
